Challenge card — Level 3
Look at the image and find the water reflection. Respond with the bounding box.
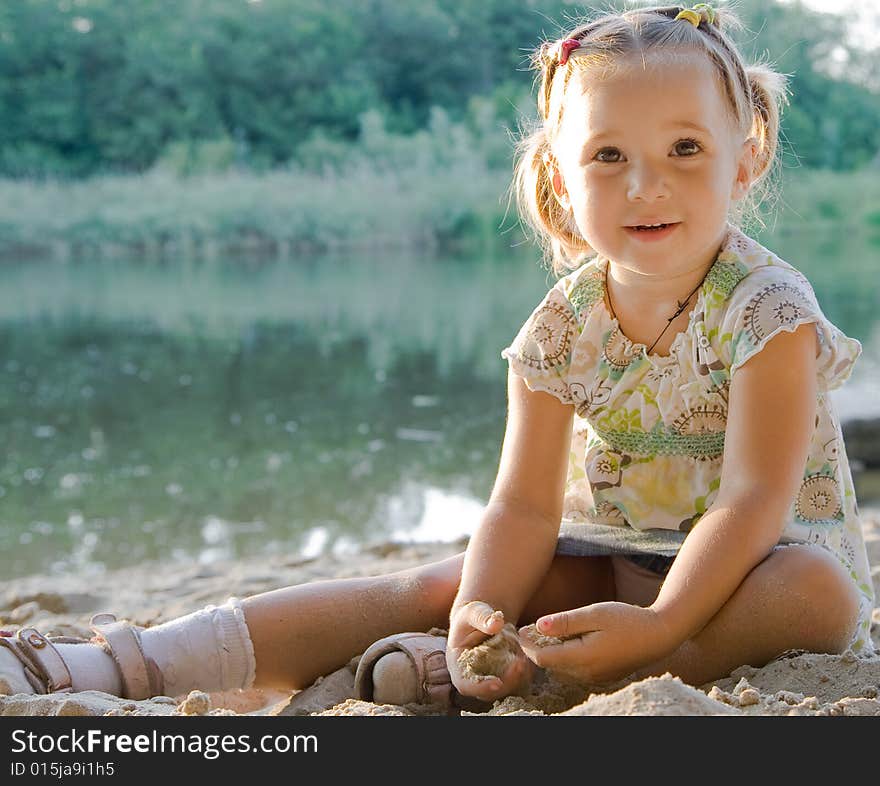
[0,227,877,579]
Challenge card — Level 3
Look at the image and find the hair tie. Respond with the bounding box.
[557,38,581,66]
[675,3,716,28]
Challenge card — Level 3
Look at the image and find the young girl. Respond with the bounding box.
[1,3,874,708]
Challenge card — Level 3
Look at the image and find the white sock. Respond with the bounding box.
[1,598,256,699]
[138,596,256,697]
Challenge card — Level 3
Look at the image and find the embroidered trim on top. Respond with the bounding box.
[603,327,642,372]
[704,257,749,298]
[592,425,725,459]
[596,251,722,371]
[568,272,605,320]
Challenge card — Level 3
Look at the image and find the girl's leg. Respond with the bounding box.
[1,551,614,697]
[243,552,615,690]
[241,554,462,690]
[631,544,862,686]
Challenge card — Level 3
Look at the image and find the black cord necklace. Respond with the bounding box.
[604,262,706,355]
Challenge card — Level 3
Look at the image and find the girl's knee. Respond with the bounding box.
[767,544,860,652]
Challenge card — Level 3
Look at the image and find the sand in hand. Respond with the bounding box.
[456,623,521,681]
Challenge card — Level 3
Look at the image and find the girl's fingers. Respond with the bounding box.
[455,627,493,650]
[533,604,603,639]
[449,601,500,649]
[477,676,505,696]
[462,601,504,634]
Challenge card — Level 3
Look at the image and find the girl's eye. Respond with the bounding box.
[594,148,622,163]
[592,138,703,163]
[674,137,702,156]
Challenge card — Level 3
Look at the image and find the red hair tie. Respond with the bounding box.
[557,38,581,66]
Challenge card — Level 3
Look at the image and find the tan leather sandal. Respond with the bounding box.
[354,632,455,707]
[0,613,164,699]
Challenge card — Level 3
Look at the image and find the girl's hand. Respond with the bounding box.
[446,601,534,702]
[518,601,677,686]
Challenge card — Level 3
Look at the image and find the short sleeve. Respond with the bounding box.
[500,273,582,406]
[717,265,862,391]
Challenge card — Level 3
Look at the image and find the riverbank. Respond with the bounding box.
[1,509,878,716]
[1,167,877,261]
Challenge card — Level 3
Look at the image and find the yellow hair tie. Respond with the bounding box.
[675,3,716,27]
[675,9,700,26]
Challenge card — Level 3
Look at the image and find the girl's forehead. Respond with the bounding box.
[575,52,717,97]
[563,55,730,132]
[576,48,714,86]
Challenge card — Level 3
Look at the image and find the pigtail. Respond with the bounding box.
[511,125,593,276]
[512,23,604,275]
[731,62,790,234]
[745,63,790,183]
[535,41,560,122]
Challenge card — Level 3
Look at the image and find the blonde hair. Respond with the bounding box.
[511,3,790,276]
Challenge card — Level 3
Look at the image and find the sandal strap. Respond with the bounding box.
[89,613,164,700]
[0,629,74,694]
[354,632,452,706]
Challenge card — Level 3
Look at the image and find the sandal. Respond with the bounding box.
[0,613,164,699]
[354,632,455,707]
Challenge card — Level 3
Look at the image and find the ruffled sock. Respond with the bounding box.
[138,596,256,697]
[0,597,256,699]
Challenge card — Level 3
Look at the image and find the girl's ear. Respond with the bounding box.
[731,136,759,202]
[542,152,571,210]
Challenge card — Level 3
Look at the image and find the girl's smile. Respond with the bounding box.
[622,222,682,242]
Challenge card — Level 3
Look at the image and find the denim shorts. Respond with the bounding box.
[622,552,676,577]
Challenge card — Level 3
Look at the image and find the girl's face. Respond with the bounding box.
[550,52,756,278]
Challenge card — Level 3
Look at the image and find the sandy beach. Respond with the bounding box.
[2,510,878,717]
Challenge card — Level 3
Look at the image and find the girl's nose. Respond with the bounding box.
[626,162,671,202]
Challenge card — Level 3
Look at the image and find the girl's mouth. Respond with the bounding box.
[624,222,681,240]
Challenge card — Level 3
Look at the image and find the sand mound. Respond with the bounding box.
[702,650,880,716]
[562,674,739,716]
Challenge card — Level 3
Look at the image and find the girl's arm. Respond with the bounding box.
[650,322,820,643]
[451,367,574,625]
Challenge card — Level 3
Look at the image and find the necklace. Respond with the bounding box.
[604,262,707,356]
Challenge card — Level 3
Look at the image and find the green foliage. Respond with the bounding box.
[0,0,877,178]
[728,0,880,171]
[769,168,880,229]
[0,99,517,255]
[155,137,237,176]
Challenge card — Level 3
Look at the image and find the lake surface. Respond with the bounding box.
[2,226,878,579]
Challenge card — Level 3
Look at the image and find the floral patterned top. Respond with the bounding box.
[501,223,874,654]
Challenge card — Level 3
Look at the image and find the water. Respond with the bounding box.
[1,227,878,579]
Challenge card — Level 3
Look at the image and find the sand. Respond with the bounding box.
[457,623,521,681]
[1,511,879,717]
